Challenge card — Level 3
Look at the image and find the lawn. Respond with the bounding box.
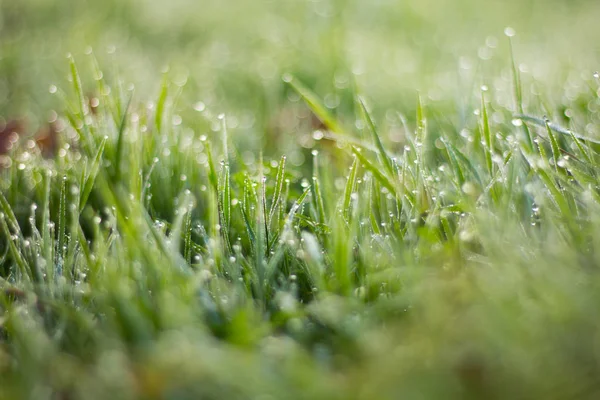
[1,0,600,398]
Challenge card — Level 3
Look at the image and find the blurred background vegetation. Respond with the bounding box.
[2,0,600,152]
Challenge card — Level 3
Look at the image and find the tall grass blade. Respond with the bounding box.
[358,96,394,177]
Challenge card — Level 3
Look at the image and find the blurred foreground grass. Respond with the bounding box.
[1,0,600,399]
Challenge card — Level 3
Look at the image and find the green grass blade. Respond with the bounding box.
[68,54,93,154]
[285,75,344,134]
[56,175,67,276]
[114,91,133,182]
[80,136,107,212]
[358,96,394,177]
[342,156,359,221]
[481,92,493,174]
[351,147,397,197]
[154,74,169,133]
[545,120,561,171]
[269,156,286,225]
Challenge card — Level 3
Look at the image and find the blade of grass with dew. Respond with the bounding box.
[358,96,394,177]
[311,151,326,225]
[88,49,118,126]
[220,115,229,165]
[545,120,561,172]
[241,177,257,246]
[481,91,494,174]
[80,136,107,212]
[517,114,600,145]
[342,156,359,222]
[0,215,30,282]
[280,178,290,230]
[206,143,219,191]
[351,147,397,197]
[445,139,483,187]
[269,156,286,227]
[536,167,573,219]
[154,74,169,134]
[261,174,270,255]
[114,91,133,182]
[41,173,54,283]
[0,191,22,239]
[65,193,81,282]
[416,93,429,164]
[68,54,93,155]
[183,211,193,265]
[254,176,266,305]
[508,37,534,152]
[320,131,403,160]
[76,224,95,275]
[56,176,67,277]
[368,177,381,236]
[169,190,195,255]
[266,186,311,288]
[219,165,232,251]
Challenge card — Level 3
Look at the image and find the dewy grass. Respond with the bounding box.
[2,8,600,399]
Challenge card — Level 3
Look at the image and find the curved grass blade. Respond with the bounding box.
[508,39,534,151]
[68,54,93,154]
[269,156,286,225]
[481,92,493,173]
[544,120,560,172]
[0,191,22,238]
[351,147,397,197]
[285,75,344,134]
[114,91,134,182]
[342,156,359,221]
[358,96,394,177]
[0,216,30,282]
[154,74,169,133]
[516,114,600,145]
[80,136,107,212]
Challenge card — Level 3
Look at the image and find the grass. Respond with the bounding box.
[2,0,600,398]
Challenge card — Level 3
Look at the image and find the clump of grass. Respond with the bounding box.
[1,38,600,400]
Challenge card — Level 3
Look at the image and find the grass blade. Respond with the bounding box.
[358,96,394,177]
[114,91,134,182]
[342,156,359,221]
[80,136,107,212]
[285,75,344,134]
[351,147,396,197]
[269,156,286,225]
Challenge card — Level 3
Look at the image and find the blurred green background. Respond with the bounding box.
[2,0,600,150]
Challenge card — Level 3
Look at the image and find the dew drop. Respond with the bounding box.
[504,27,516,37]
[193,102,206,112]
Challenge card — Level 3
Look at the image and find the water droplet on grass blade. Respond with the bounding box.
[504,27,516,37]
